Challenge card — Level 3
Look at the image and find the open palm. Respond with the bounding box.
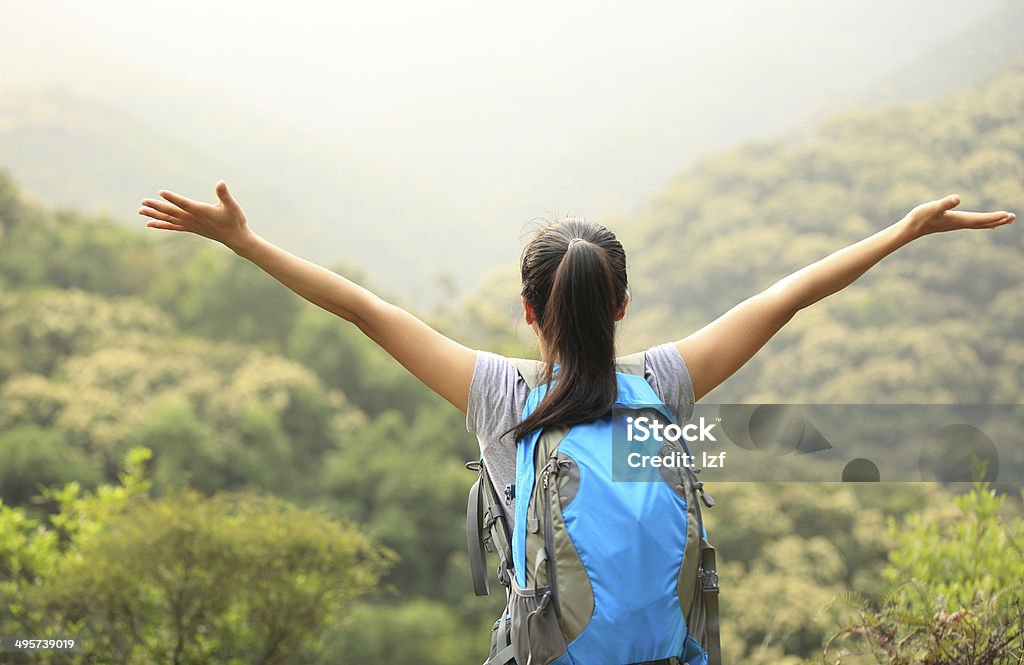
[906,194,1015,237]
[138,181,253,251]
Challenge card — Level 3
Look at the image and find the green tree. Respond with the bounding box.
[286,306,434,419]
[328,599,481,665]
[145,245,302,349]
[0,425,100,506]
[133,394,225,495]
[1,447,395,665]
[817,483,1024,664]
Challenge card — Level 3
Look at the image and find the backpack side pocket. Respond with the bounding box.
[509,579,569,665]
[485,607,516,665]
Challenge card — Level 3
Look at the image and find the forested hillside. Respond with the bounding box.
[0,54,1022,665]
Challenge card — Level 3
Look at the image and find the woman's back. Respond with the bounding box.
[466,341,696,526]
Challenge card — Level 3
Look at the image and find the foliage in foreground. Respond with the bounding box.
[814,483,1024,665]
[0,447,395,665]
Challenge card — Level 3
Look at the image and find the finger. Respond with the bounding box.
[140,198,190,221]
[144,220,189,232]
[935,194,961,213]
[979,213,1015,229]
[214,180,238,209]
[914,195,959,219]
[946,210,1012,227]
[158,189,203,214]
[139,206,190,225]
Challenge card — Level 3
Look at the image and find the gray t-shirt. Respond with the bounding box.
[465,342,696,525]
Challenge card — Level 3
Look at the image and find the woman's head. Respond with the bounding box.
[508,217,629,442]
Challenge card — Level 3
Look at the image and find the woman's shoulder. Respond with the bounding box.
[473,350,542,384]
[466,350,535,436]
[614,342,683,372]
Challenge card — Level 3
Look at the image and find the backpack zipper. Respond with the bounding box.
[538,454,565,619]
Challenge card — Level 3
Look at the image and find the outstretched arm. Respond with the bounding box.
[674,195,1015,402]
[139,181,477,413]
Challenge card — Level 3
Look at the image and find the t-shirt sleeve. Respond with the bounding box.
[643,342,697,423]
[465,350,523,445]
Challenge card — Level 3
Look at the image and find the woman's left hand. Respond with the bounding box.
[139,181,255,253]
[905,194,1015,238]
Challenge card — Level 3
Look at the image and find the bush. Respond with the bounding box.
[0,447,395,665]
[816,483,1024,664]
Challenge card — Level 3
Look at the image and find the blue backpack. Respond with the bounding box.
[466,352,720,665]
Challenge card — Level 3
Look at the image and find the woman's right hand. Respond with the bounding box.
[903,194,1015,238]
[139,180,256,254]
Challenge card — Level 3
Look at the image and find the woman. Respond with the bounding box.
[139,183,1012,661]
[138,184,1014,501]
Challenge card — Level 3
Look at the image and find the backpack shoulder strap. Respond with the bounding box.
[466,459,514,596]
[702,539,722,665]
[615,350,646,377]
[509,357,545,390]
[511,352,647,388]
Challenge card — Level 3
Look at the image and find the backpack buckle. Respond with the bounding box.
[700,567,719,593]
[481,528,495,554]
[504,483,515,505]
[497,560,512,587]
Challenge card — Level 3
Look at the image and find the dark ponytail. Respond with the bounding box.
[505,217,628,442]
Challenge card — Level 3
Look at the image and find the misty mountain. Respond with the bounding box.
[0,86,464,283]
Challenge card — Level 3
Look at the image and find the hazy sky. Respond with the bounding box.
[30,2,763,130]
[22,0,1003,141]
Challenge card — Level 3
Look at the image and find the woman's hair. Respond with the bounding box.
[504,217,628,443]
